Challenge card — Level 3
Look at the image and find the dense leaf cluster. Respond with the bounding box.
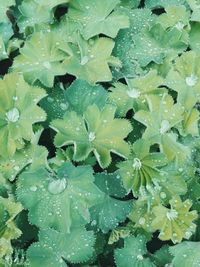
[0,0,200,266]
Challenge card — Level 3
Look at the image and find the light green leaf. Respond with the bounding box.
[189,22,200,52]
[90,172,132,233]
[152,196,198,243]
[27,227,95,267]
[0,22,13,60]
[64,36,120,84]
[34,0,70,8]
[68,0,129,39]
[118,138,168,196]
[169,241,200,267]
[166,51,200,110]
[151,245,173,267]
[178,108,199,136]
[0,73,46,158]
[12,31,70,87]
[120,0,140,8]
[114,235,156,267]
[0,144,48,181]
[51,104,132,168]
[108,70,165,116]
[17,162,103,233]
[187,0,200,21]
[0,197,23,258]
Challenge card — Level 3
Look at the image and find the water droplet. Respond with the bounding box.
[139,217,145,225]
[80,56,89,65]
[137,254,144,260]
[160,120,170,134]
[43,61,51,69]
[47,97,54,103]
[185,74,198,87]
[60,103,68,111]
[30,186,38,192]
[127,89,140,98]
[88,132,95,142]
[132,158,142,170]
[166,209,178,221]
[6,108,20,122]
[48,179,67,195]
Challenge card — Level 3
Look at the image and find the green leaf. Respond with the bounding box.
[120,0,140,8]
[51,104,132,168]
[112,8,155,79]
[0,144,48,181]
[189,22,200,52]
[108,70,165,116]
[169,241,200,267]
[134,94,190,164]
[0,73,46,158]
[63,36,120,84]
[0,197,23,258]
[12,31,70,87]
[39,85,69,126]
[187,0,200,21]
[17,162,104,232]
[130,24,188,67]
[145,0,187,9]
[68,0,129,39]
[114,235,156,267]
[178,108,199,137]
[151,245,173,267]
[0,22,13,60]
[166,51,200,110]
[65,79,107,115]
[117,138,168,196]
[34,0,70,8]
[0,0,14,23]
[16,0,53,33]
[90,171,132,233]
[152,196,198,243]
[27,227,95,267]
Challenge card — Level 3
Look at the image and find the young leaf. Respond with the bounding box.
[0,73,46,158]
[17,162,104,233]
[51,104,132,168]
[117,138,168,196]
[152,196,198,243]
[114,235,156,267]
[27,227,95,267]
[68,0,129,39]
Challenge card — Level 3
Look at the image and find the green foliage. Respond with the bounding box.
[0,0,200,266]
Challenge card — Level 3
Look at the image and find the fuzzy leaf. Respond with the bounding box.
[152,196,198,243]
[63,36,120,84]
[187,0,200,21]
[51,104,132,168]
[16,0,53,33]
[0,73,46,158]
[27,227,95,267]
[0,144,48,181]
[114,235,156,267]
[90,172,132,233]
[166,51,200,110]
[12,31,70,87]
[109,70,165,116]
[134,94,190,163]
[0,22,13,60]
[65,79,107,115]
[145,0,187,8]
[17,162,104,232]
[118,138,167,196]
[169,241,200,267]
[0,197,23,258]
[0,0,14,22]
[68,0,129,39]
